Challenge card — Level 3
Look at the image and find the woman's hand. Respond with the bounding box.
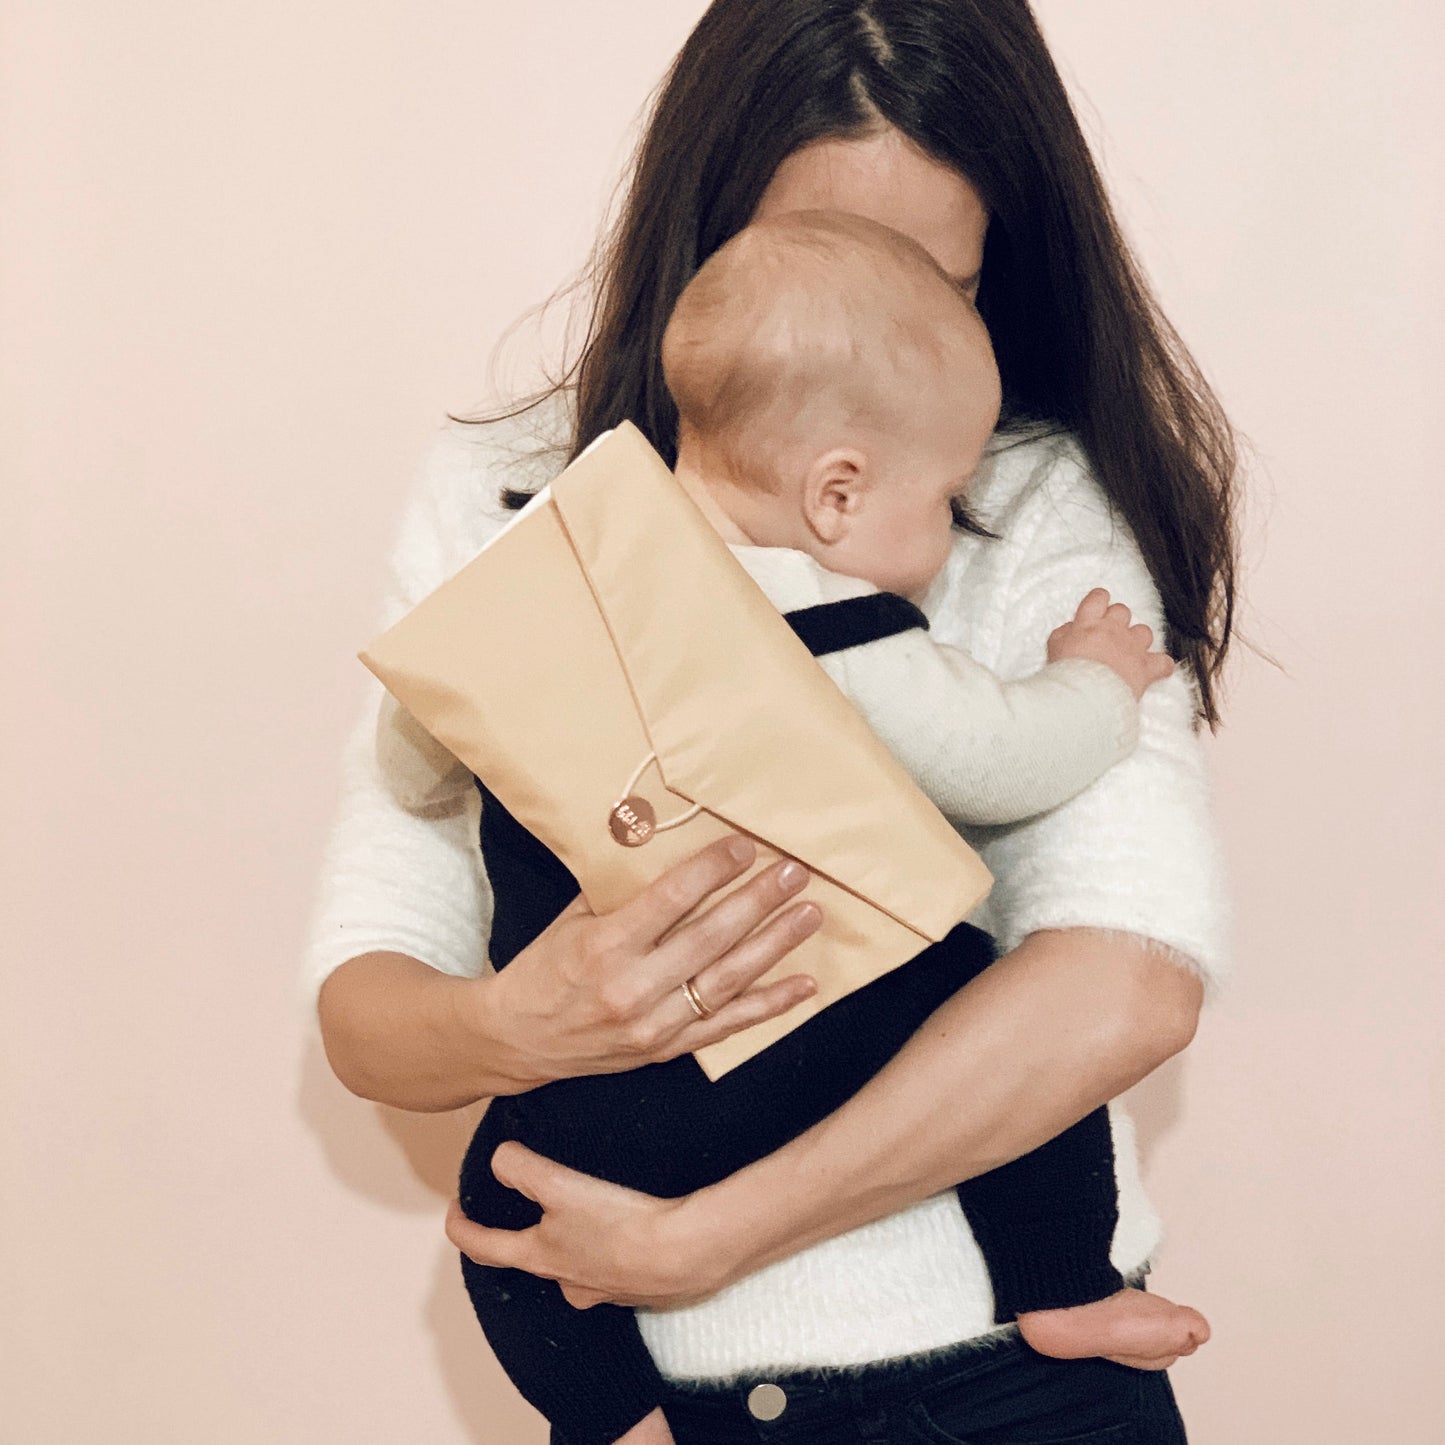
[472,834,824,1093]
[318,834,820,1112]
[447,930,1202,1310]
[445,1142,730,1310]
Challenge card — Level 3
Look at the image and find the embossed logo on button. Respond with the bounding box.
[608,796,656,846]
[746,1382,788,1421]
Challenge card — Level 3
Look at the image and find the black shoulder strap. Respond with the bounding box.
[783,592,930,658]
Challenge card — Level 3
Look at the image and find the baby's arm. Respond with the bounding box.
[818,586,1173,825]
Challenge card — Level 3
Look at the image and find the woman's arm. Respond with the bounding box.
[303,425,509,1108]
[318,840,825,1111]
[306,415,821,1111]
[682,926,1200,1290]
[689,450,1225,1282]
[462,925,1199,1306]
[318,952,515,1111]
[447,437,1228,1303]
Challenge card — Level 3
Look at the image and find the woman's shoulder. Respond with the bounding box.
[967,425,1122,555]
[390,389,575,601]
[932,424,1159,669]
[420,387,575,542]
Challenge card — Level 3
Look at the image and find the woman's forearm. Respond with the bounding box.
[688,927,1203,1286]
[316,951,540,1111]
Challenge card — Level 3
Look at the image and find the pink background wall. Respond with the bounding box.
[6,2,1441,1440]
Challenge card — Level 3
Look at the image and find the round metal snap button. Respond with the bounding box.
[608,795,656,846]
[746,1382,788,1421]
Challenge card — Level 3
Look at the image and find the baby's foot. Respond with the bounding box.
[1017,1287,1210,1370]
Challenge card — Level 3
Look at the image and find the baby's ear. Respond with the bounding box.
[374,692,471,813]
[801,447,868,545]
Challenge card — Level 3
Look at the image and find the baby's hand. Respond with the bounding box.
[613,1406,676,1445]
[1047,588,1174,701]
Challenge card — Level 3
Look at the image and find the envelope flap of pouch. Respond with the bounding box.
[551,421,992,943]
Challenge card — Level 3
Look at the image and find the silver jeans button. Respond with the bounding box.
[746,1382,788,1421]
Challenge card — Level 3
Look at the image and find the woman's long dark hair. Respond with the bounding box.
[456,0,1238,727]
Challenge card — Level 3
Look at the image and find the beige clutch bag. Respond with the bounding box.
[359,421,992,1079]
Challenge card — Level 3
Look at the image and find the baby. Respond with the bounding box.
[660,207,1209,1374]
[446,211,1208,1445]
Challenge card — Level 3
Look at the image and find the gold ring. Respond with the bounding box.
[681,976,714,1020]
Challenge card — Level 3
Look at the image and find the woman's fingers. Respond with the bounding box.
[659,965,819,1060]
[683,893,822,1013]
[605,834,757,950]
[657,857,816,996]
[555,890,599,921]
[1074,587,1112,621]
[446,1148,712,1311]
[545,834,827,1061]
[606,840,820,1017]
[510,834,826,1073]
[449,1143,604,1275]
[488,1139,549,1201]
[445,1194,549,1277]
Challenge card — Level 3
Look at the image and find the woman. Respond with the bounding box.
[307,2,1235,1441]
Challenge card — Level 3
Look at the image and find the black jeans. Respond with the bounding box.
[551,1327,1188,1445]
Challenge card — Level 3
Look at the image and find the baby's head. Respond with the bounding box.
[661,209,1002,602]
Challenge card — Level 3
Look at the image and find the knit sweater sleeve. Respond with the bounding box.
[955,439,1232,996]
[296,423,534,1024]
[729,545,1140,826]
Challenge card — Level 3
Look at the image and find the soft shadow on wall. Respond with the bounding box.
[296,1042,547,1442]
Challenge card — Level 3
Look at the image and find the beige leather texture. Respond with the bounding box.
[359,422,992,1078]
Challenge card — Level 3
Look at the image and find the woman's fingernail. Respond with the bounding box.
[727,836,753,863]
[778,861,806,887]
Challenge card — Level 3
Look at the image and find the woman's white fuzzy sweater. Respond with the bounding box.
[301,394,1229,1380]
